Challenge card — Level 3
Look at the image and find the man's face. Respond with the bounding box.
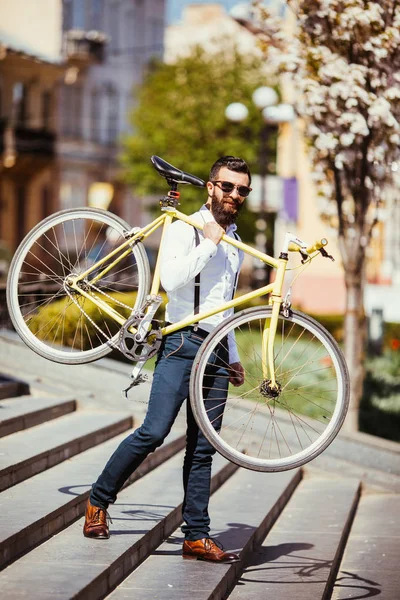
[206,167,250,228]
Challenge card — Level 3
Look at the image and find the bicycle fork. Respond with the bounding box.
[261,257,288,390]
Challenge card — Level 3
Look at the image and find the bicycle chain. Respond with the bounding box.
[88,280,134,311]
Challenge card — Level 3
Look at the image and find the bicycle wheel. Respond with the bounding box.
[190,306,349,472]
[7,207,150,364]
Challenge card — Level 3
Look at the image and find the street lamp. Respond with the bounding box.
[225,88,295,284]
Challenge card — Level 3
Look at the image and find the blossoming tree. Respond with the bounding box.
[252,0,400,429]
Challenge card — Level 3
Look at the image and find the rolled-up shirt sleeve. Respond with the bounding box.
[227,243,244,364]
[160,220,217,292]
[228,330,240,364]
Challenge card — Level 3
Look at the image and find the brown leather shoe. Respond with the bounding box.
[182,538,240,563]
[83,498,110,539]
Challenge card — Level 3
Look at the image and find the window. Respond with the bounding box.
[90,0,104,30]
[150,16,164,56]
[90,88,101,142]
[72,0,87,29]
[123,8,134,50]
[42,91,51,130]
[61,85,82,138]
[63,0,73,30]
[134,0,145,49]
[106,86,119,144]
[12,83,27,126]
[109,1,120,54]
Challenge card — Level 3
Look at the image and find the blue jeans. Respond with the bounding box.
[90,327,229,541]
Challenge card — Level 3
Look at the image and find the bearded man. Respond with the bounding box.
[83,156,251,563]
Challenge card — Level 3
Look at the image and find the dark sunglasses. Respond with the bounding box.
[212,180,252,198]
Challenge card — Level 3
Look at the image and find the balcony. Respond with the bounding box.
[63,30,108,66]
[0,119,56,157]
[0,118,56,176]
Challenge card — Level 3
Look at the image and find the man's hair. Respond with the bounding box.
[209,156,251,185]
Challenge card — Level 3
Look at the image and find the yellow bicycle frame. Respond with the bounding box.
[67,207,290,388]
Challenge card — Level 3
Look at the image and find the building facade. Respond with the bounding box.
[0,0,166,267]
[0,0,64,263]
[59,0,165,228]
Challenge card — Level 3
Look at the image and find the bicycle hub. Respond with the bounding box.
[259,379,282,399]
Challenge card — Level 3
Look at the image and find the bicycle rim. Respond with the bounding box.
[7,208,150,364]
[190,307,349,472]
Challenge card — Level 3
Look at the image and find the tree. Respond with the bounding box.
[120,45,276,241]
[252,0,400,429]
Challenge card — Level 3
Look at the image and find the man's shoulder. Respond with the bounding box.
[169,215,197,231]
[166,214,200,242]
[169,208,203,231]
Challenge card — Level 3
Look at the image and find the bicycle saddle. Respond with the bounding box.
[151,155,206,187]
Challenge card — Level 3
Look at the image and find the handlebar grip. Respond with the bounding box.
[306,238,328,254]
[288,238,328,254]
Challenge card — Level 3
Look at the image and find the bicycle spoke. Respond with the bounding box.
[192,308,348,471]
[9,209,148,363]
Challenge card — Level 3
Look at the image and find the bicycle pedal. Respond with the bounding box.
[121,374,149,400]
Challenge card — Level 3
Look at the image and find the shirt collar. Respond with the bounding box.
[199,205,238,233]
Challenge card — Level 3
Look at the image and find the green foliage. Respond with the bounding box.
[120,45,276,242]
[360,353,400,442]
[233,294,346,343]
[29,292,139,350]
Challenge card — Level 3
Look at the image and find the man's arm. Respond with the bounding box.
[227,239,245,384]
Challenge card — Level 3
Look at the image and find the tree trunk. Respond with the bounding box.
[342,271,367,432]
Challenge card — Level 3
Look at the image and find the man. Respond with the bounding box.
[83,156,251,563]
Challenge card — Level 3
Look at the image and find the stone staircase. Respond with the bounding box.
[1,331,399,599]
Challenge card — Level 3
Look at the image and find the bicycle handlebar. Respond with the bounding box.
[288,238,328,255]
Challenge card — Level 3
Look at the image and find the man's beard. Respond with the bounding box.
[209,192,243,228]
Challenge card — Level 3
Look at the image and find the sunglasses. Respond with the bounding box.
[212,180,252,198]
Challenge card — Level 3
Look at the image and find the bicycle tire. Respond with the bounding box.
[7,207,150,364]
[190,306,350,472]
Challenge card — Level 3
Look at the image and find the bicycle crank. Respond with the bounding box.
[118,313,162,361]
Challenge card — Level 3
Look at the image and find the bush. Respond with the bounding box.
[360,353,400,442]
[30,291,140,349]
[232,293,345,342]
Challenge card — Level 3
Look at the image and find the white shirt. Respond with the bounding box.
[160,205,244,364]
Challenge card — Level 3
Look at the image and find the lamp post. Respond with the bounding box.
[225,88,295,284]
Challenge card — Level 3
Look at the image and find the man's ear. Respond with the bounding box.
[206,181,214,196]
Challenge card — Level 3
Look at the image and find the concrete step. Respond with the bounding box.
[306,453,400,493]
[0,395,76,438]
[0,451,237,599]
[0,374,30,400]
[324,432,400,476]
[0,428,185,569]
[229,476,360,600]
[108,467,301,600]
[0,332,152,410]
[0,411,133,492]
[332,493,400,600]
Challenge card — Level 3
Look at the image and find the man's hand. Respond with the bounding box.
[229,362,245,387]
[203,222,224,245]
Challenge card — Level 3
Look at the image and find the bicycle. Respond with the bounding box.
[6,155,350,473]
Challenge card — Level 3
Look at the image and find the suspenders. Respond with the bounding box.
[193,227,239,328]
[193,228,201,320]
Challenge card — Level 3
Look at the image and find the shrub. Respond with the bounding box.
[29,291,140,349]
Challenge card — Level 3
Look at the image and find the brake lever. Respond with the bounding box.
[319,247,335,261]
[300,251,309,264]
